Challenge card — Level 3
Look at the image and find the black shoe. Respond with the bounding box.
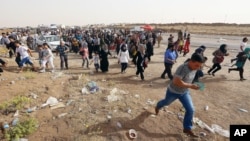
[240,78,246,81]
[155,107,159,115]
[161,76,165,79]
[183,129,199,138]
[212,73,215,76]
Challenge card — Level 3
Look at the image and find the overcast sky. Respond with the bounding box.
[1,0,249,27]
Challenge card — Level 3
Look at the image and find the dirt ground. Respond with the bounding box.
[0,34,250,141]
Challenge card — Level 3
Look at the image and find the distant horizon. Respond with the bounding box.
[1,22,250,28]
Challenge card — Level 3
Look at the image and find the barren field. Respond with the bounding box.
[0,33,250,141]
[118,23,250,36]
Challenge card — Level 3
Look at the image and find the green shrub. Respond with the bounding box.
[0,96,31,110]
[4,118,38,141]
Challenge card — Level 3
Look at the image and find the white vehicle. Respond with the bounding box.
[130,26,144,32]
[50,24,57,29]
[35,35,60,51]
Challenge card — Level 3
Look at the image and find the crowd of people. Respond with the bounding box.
[155,35,249,137]
[0,28,161,75]
[0,28,249,137]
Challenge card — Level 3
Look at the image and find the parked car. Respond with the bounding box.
[35,35,70,51]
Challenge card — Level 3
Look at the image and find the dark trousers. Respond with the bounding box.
[208,63,221,74]
[121,63,127,72]
[148,55,151,62]
[161,63,173,80]
[72,46,79,54]
[0,58,6,65]
[229,67,244,79]
[94,64,99,72]
[82,58,89,68]
[94,45,100,53]
[27,42,34,50]
[116,44,121,55]
[88,47,93,59]
[136,65,144,80]
[9,49,14,58]
[60,55,68,69]
[193,69,204,83]
[132,55,137,65]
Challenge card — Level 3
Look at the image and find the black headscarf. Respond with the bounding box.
[121,44,127,52]
[195,48,203,54]
[195,45,206,56]
[167,43,174,50]
[200,45,206,50]
[219,44,227,54]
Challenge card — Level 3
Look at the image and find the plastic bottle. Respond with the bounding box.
[27,106,37,113]
[205,105,209,111]
[13,110,19,117]
[66,100,74,106]
[2,122,9,129]
[127,108,132,114]
[57,113,68,118]
[117,122,122,128]
[12,118,19,126]
[211,124,229,138]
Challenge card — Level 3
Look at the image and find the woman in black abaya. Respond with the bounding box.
[99,44,112,72]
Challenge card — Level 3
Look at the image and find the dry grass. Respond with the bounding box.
[0,46,9,57]
[0,28,13,34]
[2,23,250,36]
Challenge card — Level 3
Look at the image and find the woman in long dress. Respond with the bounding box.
[99,44,111,72]
[135,44,148,80]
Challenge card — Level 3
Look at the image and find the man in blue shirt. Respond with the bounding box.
[56,40,69,70]
[161,43,177,80]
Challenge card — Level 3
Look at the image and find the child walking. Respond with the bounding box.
[37,45,44,68]
[118,44,130,73]
[39,43,55,73]
[92,52,100,72]
[79,41,89,69]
